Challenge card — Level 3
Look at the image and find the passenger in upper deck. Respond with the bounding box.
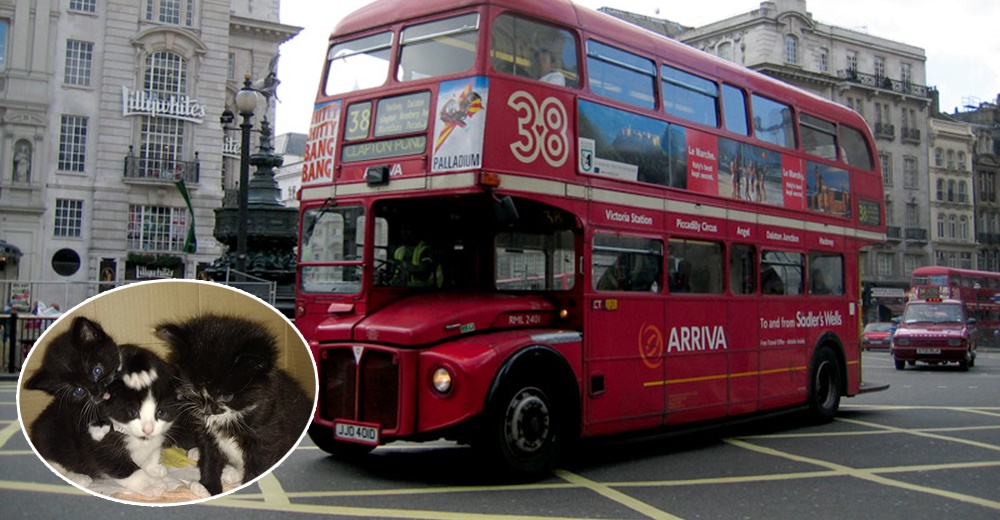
[534,47,566,86]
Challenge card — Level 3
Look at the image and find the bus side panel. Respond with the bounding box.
[758,299,810,409]
[664,297,730,425]
[728,298,760,416]
[584,295,665,436]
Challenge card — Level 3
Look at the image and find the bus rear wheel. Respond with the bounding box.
[807,347,842,423]
[479,377,563,479]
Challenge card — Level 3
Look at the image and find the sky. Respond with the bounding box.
[274,0,1000,136]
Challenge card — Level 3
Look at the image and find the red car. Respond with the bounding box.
[891,299,977,371]
[861,322,895,350]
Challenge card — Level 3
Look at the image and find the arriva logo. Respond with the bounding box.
[667,326,729,352]
[638,323,664,369]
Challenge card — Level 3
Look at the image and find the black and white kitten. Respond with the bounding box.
[156,314,312,497]
[24,317,166,497]
[102,347,192,484]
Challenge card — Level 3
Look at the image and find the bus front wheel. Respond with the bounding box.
[479,376,563,479]
[807,347,842,423]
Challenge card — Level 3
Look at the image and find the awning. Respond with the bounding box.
[0,240,22,264]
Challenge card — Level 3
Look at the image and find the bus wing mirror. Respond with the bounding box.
[493,195,519,227]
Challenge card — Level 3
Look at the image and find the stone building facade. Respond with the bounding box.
[927,116,977,268]
[0,0,299,308]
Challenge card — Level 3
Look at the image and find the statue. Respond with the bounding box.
[13,140,31,182]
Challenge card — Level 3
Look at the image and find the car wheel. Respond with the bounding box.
[894,358,906,370]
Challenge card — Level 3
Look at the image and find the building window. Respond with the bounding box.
[937,214,945,239]
[0,20,8,72]
[227,52,235,80]
[904,255,922,274]
[903,156,918,189]
[947,180,956,202]
[58,115,88,172]
[139,51,187,177]
[69,0,97,13]
[960,216,969,241]
[146,0,195,27]
[879,153,892,186]
[934,147,943,167]
[784,35,798,64]
[846,50,858,73]
[936,178,944,201]
[874,56,886,80]
[818,47,828,72]
[128,204,189,252]
[54,199,84,238]
[717,41,733,62]
[958,151,966,171]
[947,150,955,170]
[960,252,972,269]
[64,40,94,87]
[906,202,919,228]
[949,215,957,239]
[900,62,912,87]
[959,181,968,203]
[877,253,894,276]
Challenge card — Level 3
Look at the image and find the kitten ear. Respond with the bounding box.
[25,369,59,394]
[155,323,188,349]
[72,317,108,346]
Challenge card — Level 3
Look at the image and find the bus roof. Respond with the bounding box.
[331,0,872,135]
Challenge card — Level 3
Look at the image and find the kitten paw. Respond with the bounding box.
[221,465,244,486]
[88,424,111,442]
[187,447,200,462]
[189,481,211,499]
[138,482,167,498]
[122,368,158,390]
[145,463,169,479]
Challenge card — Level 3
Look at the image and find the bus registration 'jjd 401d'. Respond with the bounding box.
[334,420,380,445]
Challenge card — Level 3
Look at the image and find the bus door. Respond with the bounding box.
[662,238,733,424]
[584,233,665,436]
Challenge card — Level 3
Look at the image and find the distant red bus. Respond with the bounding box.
[910,265,1000,347]
[296,0,888,476]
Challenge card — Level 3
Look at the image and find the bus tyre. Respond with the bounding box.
[308,423,375,461]
[807,347,841,423]
[480,376,562,479]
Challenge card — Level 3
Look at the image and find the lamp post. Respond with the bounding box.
[234,76,258,276]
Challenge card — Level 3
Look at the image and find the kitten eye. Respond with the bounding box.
[128,408,139,419]
[219,394,234,403]
[91,365,104,380]
[156,408,166,419]
[72,387,86,398]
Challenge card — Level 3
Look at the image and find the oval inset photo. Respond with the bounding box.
[16,280,318,505]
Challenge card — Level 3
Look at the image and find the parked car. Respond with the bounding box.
[861,321,895,350]
[891,298,977,371]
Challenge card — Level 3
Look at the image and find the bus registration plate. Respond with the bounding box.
[334,420,380,445]
[916,348,941,355]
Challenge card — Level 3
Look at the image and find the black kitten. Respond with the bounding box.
[24,317,166,496]
[156,314,312,497]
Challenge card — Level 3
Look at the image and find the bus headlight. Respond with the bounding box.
[431,367,453,394]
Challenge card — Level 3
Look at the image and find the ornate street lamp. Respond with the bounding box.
[234,75,258,275]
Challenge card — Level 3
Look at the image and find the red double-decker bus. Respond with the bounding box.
[295,0,888,475]
[910,265,1000,347]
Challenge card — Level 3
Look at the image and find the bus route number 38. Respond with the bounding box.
[334,420,380,445]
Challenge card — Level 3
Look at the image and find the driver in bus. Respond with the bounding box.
[534,47,566,86]
[391,227,443,287]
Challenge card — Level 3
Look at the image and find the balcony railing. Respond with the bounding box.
[886,226,902,240]
[904,227,928,241]
[124,152,200,183]
[978,232,1000,245]
[837,69,932,98]
[901,127,921,143]
[874,122,895,140]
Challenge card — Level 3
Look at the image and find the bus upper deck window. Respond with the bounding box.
[662,65,718,127]
[751,94,796,150]
[325,32,393,97]
[840,125,874,171]
[397,13,479,82]
[490,14,579,88]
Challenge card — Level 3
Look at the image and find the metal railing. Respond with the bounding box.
[124,153,200,183]
[2,313,58,373]
[837,69,932,98]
